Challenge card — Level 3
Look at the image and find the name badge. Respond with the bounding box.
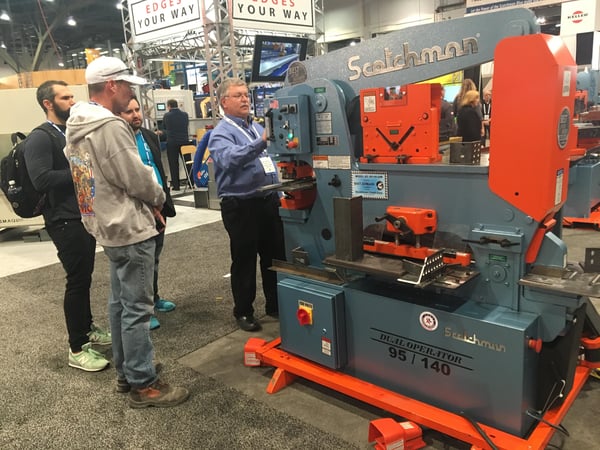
[259,156,276,174]
[484,114,489,120]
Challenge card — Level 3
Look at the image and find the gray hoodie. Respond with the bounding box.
[66,101,166,247]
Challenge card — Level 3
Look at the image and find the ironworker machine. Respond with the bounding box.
[247,9,600,449]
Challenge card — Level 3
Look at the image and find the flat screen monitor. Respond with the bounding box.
[251,35,308,83]
[443,83,461,103]
[156,103,166,111]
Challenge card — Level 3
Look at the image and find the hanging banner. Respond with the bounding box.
[231,0,315,34]
[127,0,203,44]
[466,0,568,14]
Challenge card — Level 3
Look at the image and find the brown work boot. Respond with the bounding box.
[128,379,189,408]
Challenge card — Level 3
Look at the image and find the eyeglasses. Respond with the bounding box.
[224,93,249,99]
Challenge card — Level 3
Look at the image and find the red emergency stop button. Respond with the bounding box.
[297,306,312,325]
[286,140,298,149]
[528,338,542,353]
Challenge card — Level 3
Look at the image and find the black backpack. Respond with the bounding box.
[0,125,60,218]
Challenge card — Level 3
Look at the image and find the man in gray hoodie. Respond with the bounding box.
[65,56,189,408]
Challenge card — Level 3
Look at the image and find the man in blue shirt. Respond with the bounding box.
[162,99,189,191]
[209,78,285,331]
[119,96,177,331]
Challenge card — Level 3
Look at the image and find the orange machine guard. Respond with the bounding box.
[489,34,577,223]
[525,217,557,264]
[253,338,590,450]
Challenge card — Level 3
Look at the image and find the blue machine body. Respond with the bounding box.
[260,9,600,439]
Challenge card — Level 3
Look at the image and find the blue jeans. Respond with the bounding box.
[104,238,157,388]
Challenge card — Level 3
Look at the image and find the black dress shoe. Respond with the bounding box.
[236,316,261,332]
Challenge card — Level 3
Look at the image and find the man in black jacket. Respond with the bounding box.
[24,80,111,372]
[162,99,189,191]
[119,96,177,330]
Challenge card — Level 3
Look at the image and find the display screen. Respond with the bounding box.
[443,83,461,103]
[156,103,166,111]
[251,35,308,83]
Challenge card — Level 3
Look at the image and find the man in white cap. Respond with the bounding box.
[65,56,189,408]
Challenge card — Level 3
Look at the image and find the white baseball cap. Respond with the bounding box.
[85,56,147,85]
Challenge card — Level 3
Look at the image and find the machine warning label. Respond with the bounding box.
[351,172,388,199]
[555,168,564,205]
[363,95,377,113]
[312,155,351,170]
[370,327,473,376]
[562,70,571,97]
[322,337,332,356]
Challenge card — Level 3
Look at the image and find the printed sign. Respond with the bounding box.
[560,0,599,35]
[128,0,203,44]
[466,0,568,14]
[232,0,315,33]
[352,172,388,200]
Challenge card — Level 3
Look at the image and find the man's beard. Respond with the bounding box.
[53,104,70,122]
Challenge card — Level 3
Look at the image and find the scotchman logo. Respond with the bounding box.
[347,37,478,81]
[568,10,588,24]
[445,327,506,353]
[419,311,438,331]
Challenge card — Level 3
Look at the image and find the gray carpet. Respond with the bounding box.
[0,221,357,450]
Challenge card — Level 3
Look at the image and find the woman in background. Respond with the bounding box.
[452,78,478,117]
[456,90,483,142]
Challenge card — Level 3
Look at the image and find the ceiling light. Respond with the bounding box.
[116,2,124,10]
[0,10,10,21]
[67,16,77,27]
[0,41,6,49]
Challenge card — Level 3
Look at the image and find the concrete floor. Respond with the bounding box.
[2,195,600,449]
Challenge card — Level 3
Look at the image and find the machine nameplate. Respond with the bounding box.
[315,112,332,134]
[557,107,570,149]
[316,136,339,146]
[489,254,507,263]
[352,172,388,199]
[370,328,473,375]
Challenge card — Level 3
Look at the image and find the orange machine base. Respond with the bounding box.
[253,337,591,450]
[563,207,600,230]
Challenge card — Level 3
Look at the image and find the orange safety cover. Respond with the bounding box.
[360,84,442,164]
[489,34,577,222]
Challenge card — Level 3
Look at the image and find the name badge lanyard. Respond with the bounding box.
[222,115,260,143]
[222,116,276,175]
[482,103,491,118]
[47,120,66,137]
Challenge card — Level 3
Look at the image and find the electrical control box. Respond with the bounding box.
[265,95,311,155]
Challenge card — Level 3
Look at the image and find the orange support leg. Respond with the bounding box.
[253,339,591,450]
